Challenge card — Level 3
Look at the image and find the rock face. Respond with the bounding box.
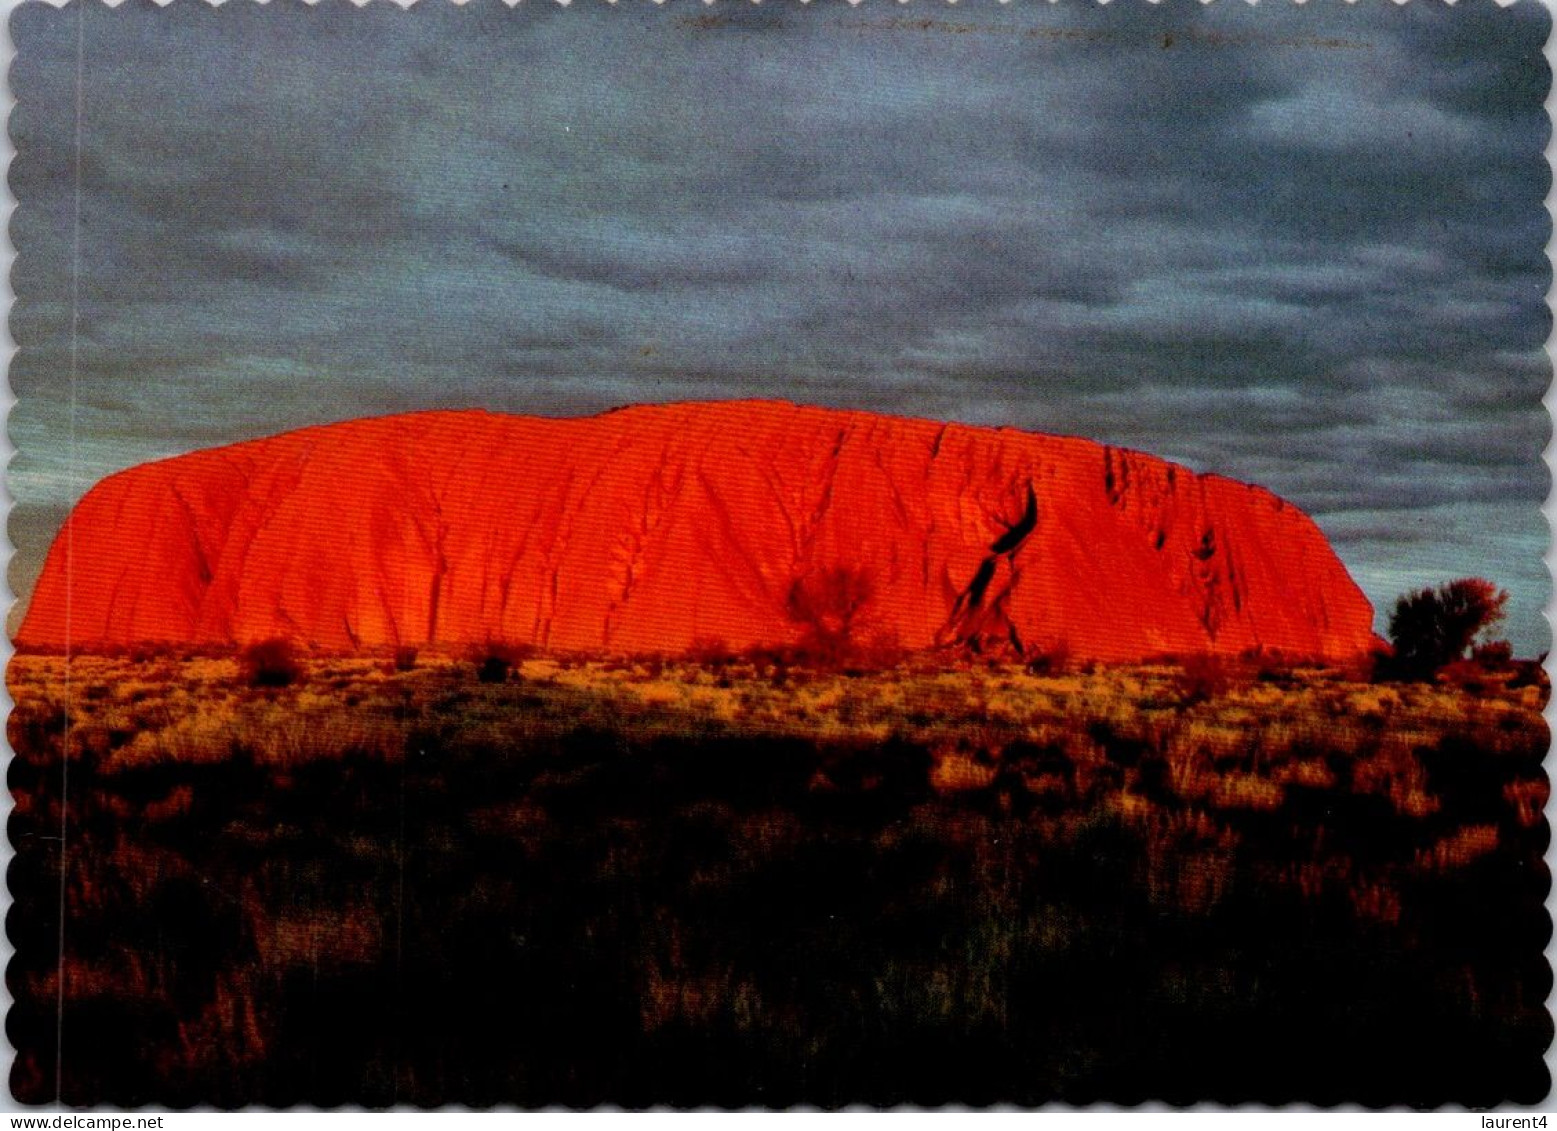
[17,401,1379,661]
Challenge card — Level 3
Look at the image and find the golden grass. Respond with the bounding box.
[8,651,1547,850]
[1418,824,1501,870]
[930,750,999,793]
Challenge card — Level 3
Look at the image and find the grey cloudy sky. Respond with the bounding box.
[7,0,1551,652]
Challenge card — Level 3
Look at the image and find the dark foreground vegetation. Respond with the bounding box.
[7,651,1551,1106]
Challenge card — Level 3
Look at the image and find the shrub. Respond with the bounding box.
[1386,578,1509,680]
[1507,659,1549,694]
[239,638,302,688]
[1437,661,1487,695]
[847,631,908,673]
[1177,653,1232,705]
[393,646,419,673]
[1471,639,1514,668]
[472,641,532,684]
[686,637,737,670]
[1025,638,1072,676]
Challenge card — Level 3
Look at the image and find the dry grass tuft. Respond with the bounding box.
[930,749,998,793]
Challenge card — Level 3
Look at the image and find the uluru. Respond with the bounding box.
[16,400,1378,662]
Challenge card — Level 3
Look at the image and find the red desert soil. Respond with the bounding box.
[17,400,1378,660]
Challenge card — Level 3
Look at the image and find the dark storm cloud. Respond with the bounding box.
[6,0,1551,651]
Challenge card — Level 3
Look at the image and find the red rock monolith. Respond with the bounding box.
[16,401,1379,661]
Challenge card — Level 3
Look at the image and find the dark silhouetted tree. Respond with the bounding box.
[1386,577,1509,679]
[786,566,876,665]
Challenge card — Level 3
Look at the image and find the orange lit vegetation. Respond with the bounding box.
[6,646,1550,1105]
[9,648,1546,871]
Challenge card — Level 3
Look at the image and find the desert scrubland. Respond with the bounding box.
[7,648,1549,1105]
